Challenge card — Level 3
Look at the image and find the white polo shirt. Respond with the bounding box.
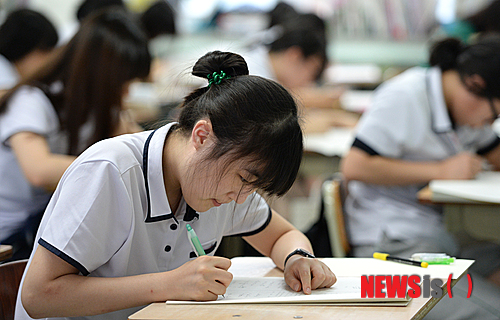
[0,54,19,90]
[345,67,500,246]
[0,86,64,242]
[15,122,272,320]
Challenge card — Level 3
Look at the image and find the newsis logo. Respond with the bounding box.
[360,274,473,299]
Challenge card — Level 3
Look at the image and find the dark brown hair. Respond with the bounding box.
[0,9,151,155]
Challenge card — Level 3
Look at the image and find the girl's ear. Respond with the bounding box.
[463,74,487,94]
[191,119,213,150]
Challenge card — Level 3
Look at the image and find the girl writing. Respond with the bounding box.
[16,50,336,320]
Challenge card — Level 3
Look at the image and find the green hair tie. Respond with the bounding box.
[207,70,230,87]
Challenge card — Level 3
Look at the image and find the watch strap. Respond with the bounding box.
[284,248,316,267]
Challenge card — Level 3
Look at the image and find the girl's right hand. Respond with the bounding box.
[167,256,232,301]
[439,152,483,180]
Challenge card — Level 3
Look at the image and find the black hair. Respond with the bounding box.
[268,13,328,80]
[77,0,125,21]
[176,51,303,197]
[140,0,176,40]
[268,1,297,29]
[0,9,58,62]
[430,35,500,98]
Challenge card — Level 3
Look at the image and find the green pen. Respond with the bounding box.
[421,257,455,265]
[186,224,206,256]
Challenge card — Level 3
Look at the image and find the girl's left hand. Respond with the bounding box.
[283,256,337,294]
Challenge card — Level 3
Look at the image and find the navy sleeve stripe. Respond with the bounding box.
[38,238,90,276]
[477,136,500,155]
[228,206,273,237]
[352,138,379,156]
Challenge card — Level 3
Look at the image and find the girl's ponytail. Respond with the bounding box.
[429,38,465,71]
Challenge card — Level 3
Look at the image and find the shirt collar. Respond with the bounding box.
[427,67,453,133]
[143,123,175,222]
[143,123,200,223]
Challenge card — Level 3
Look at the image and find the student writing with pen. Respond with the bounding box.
[341,35,500,319]
[15,51,336,320]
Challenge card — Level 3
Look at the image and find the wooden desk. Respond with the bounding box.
[0,244,13,262]
[129,257,471,320]
[418,186,500,243]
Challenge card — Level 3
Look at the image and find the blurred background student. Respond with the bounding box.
[0,9,58,92]
[341,35,500,319]
[0,8,151,260]
[242,2,343,111]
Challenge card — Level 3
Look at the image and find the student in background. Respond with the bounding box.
[0,9,58,91]
[341,35,500,319]
[16,51,336,320]
[0,9,150,260]
[243,6,343,110]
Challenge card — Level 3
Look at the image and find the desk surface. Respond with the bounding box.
[0,244,13,262]
[129,257,471,320]
[418,172,500,205]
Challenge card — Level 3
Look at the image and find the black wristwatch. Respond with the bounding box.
[284,248,316,267]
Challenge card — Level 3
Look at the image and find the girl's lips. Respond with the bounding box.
[212,199,222,207]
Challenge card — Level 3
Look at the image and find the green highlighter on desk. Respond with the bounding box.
[411,253,455,265]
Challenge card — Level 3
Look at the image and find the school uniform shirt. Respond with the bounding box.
[0,84,92,242]
[15,122,272,320]
[345,67,500,246]
[0,54,19,90]
[0,86,61,242]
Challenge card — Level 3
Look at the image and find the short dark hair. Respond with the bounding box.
[140,1,176,40]
[176,51,303,197]
[0,9,58,62]
[430,34,500,98]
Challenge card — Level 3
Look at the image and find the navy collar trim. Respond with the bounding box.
[142,128,200,224]
[143,129,173,223]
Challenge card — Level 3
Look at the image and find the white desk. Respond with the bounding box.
[129,257,472,320]
[418,172,500,243]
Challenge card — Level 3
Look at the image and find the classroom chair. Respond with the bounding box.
[0,259,28,320]
[322,173,351,257]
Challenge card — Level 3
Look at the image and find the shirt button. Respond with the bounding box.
[164,245,171,252]
[170,224,178,230]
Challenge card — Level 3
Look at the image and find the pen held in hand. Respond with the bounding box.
[186,224,206,256]
[186,224,225,297]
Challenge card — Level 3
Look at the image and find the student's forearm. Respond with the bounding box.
[22,272,168,318]
[10,132,75,191]
[269,230,314,270]
[32,154,75,191]
[244,211,313,270]
[341,149,442,185]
